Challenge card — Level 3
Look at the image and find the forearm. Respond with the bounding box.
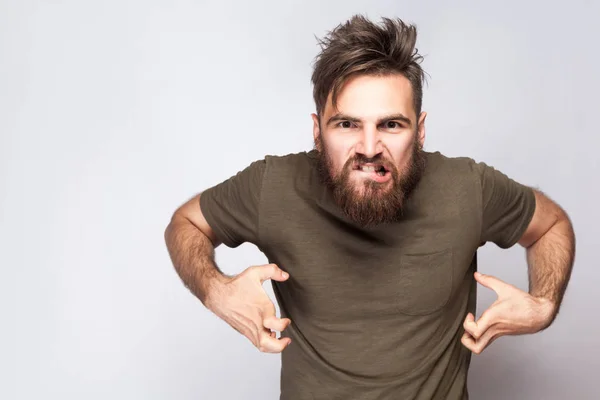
[526,213,575,321]
[164,214,226,305]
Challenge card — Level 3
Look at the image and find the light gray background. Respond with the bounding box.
[1,0,598,399]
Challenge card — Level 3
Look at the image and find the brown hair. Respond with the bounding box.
[311,15,426,120]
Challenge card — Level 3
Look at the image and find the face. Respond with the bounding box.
[311,73,428,227]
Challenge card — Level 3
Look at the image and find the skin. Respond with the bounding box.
[164,201,292,353]
[312,74,427,193]
[165,73,574,356]
[461,190,574,354]
[311,73,574,355]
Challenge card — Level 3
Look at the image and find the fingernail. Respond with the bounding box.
[282,272,289,279]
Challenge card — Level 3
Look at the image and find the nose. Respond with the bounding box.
[355,125,383,159]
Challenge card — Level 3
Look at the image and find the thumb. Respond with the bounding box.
[474,272,508,296]
[257,263,290,283]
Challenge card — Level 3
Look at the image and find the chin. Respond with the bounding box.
[351,181,392,196]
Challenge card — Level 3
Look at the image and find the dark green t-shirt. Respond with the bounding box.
[200,149,536,400]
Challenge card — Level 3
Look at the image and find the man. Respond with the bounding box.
[164,15,575,400]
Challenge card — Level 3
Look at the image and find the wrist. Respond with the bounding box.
[202,269,230,309]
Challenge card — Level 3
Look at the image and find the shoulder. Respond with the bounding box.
[230,150,313,180]
[424,150,482,181]
[259,150,316,181]
[263,150,314,169]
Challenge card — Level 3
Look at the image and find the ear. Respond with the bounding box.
[416,111,427,147]
[311,113,322,151]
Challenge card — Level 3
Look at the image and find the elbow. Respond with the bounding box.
[164,211,182,245]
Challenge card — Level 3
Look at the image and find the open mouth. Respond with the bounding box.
[353,162,389,176]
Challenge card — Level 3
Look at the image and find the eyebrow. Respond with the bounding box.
[326,113,413,128]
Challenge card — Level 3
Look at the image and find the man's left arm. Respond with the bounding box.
[518,189,576,325]
[461,162,576,354]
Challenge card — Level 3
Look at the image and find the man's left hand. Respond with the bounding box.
[461,271,556,355]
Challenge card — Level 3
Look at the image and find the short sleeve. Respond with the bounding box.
[476,161,536,248]
[199,159,266,248]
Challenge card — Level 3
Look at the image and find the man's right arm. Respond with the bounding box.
[164,192,226,306]
[163,191,292,352]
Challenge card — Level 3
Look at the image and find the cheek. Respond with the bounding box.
[324,138,351,169]
[387,138,416,167]
[332,154,349,173]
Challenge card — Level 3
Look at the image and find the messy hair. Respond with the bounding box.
[311,15,426,120]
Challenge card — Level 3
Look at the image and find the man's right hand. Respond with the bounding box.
[205,263,292,353]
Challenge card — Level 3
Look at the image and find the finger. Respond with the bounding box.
[462,330,489,355]
[257,331,292,353]
[471,326,504,355]
[255,263,290,283]
[461,331,477,353]
[259,299,277,322]
[462,313,478,338]
[464,307,501,339]
[473,308,500,338]
[263,316,292,332]
[474,272,513,297]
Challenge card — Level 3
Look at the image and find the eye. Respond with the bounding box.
[384,121,402,129]
[337,121,354,129]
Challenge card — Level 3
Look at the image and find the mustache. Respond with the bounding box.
[351,154,385,164]
[346,154,396,172]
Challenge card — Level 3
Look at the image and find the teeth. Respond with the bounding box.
[360,165,376,172]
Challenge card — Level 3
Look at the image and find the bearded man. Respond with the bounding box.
[164,15,574,400]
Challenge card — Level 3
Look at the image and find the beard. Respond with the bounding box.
[314,134,427,227]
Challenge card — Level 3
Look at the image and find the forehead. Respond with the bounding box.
[324,74,415,121]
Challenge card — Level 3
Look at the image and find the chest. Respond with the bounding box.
[259,194,480,320]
